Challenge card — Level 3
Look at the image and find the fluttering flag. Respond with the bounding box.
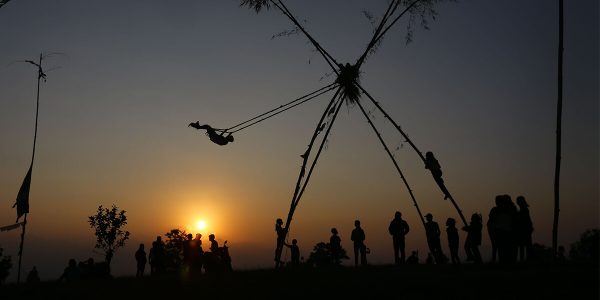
[0,222,24,232]
[13,165,31,222]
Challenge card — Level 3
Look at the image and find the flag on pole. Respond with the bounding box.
[13,165,31,222]
[0,222,24,232]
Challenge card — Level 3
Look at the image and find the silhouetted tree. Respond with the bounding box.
[306,242,349,268]
[0,246,11,286]
[569,229,599,264]
[163,228,188,272]
[88,205,130,267]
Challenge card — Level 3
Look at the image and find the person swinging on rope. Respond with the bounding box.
[424,151,451,200]
[189,121,234,146]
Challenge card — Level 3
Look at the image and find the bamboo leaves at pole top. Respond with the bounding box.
[240,0,270,12]
[0,0,13,9]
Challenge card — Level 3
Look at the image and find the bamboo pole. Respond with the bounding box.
[552,0,563,259]
[270,0,340,75]
[275,87,342,268]
[355,99,426,228]
[356,83,468,227]
[16,214,27,284]
[17,53,43,284]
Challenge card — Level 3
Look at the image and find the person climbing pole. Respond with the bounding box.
[424,151,451,200]
[189,121,234,146]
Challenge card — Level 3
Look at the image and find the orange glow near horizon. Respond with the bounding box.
[196,220,207,231]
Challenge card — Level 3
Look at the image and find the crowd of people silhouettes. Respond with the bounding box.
[47,194,534,284]
[275,194,534,268]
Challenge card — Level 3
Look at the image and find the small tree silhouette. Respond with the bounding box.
[569,229,599,264]
[163,228,188,272]
[0,246,11,286]
[306,242,349,268]
[88,205,130,267]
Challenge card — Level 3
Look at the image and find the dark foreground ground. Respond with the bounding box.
[1,263,598,300]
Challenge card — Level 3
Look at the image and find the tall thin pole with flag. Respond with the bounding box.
[14,52,45,284]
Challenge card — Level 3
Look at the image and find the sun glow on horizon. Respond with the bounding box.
[196,220,207,231]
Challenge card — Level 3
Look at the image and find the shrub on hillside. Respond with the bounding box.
[569,229,599,264]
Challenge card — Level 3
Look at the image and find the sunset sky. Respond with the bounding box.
[0,0,597,281]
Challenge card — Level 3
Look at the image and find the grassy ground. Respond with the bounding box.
[1,263,598,299]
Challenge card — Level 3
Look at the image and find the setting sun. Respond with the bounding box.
[196,220,207,231]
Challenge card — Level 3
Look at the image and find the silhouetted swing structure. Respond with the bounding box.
[193,0,467,267]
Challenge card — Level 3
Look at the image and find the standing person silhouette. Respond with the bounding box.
[192,233,204,276]
[209,234,219,253]
[463,213,483,264]
[424,213,444,264]
[26,266,40,285]
[152,236,166,275]
[388,211,410,264]
[487,196,501,263]
[58,259,81,283]
[183,234,193,268]
[351,220,367,267]
[497,195,518,264]
[135,243,147,278]
[148,241,156,276]
[424,151,451,200]
[329,228,342,265]
[275,218,287,267]
[446,218,460,265]
[284,239,301,267]
[516,196,533,262]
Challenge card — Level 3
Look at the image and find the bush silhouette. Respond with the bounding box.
[163,228,188,273]
[306,242,349,268]
[0,247,11,285]
[569,229,599,264]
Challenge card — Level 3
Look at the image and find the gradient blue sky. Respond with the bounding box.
[0,0,598,281]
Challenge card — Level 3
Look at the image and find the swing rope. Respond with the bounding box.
[226,83,338,134]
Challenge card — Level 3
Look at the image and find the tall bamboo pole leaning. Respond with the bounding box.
[552,0,563,260]
[356,83,469,227]
[355,100,426,229]
[275,86,342,268]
